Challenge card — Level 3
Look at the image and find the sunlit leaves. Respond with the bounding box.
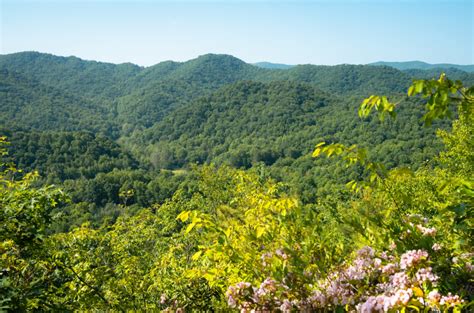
[312,142,386,190]
[362,73,469,126]
[359,95,397,121]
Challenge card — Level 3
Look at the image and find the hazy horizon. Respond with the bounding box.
[1,0,472,66]
[2,50,474,68]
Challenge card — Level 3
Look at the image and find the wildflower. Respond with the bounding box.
[279,299,293,312]
[390,272,410,288]
[160,293,167,304]
[389,242,397,250]
[416,224,437,236]
[260,252,272,267]
[275,248,288,260]
[432,243,441,251]
[381,263,397,275]
[427,290,441,304]
[400,250,428,269]
[228,295,237,308]
[357,246,375,258]
[236,282,252,289]
[440,293,463,307]
[415,267,438,284]
[391,288,413,306]
[373,258,382,268]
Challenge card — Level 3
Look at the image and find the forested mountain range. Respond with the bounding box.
[370,60,474,72]
[255,60,474,72]
[2,51,473,311]
[1,51,472,224]
[253,61,295,69]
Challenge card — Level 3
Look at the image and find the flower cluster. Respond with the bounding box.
[226,278,296,312]
[311,247,464,312]
[427,291,464,307]
[399,249,428,269]
[226,282,253,308]
[260,252,273,267]
[159,294,184,313]
[226,246,465,312]
[416,224,437,237]
[404,214,438,238]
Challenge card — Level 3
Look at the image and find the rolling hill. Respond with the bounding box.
[370,60,474,73]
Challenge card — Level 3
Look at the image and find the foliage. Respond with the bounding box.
[0,51,473,311]
[0,137,66,311]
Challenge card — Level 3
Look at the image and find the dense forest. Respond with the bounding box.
[0,52,473,311]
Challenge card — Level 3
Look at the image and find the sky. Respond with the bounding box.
[0,0,472,66]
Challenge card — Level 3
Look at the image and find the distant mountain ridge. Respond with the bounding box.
[253,62,295,69]
[0,50,464,202]
[1,51,472,140]
[370,61,474,73]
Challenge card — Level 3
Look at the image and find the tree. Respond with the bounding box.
[0,137,65,311]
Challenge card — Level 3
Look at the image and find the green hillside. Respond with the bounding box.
[0,51,465,217]
[370,60,474,72]
[0,69,116,134]
[0,51,141,99]
[2,69,472,311]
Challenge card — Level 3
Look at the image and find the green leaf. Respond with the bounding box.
[177,211,190,222]
[415,80,424,93]
[185,222,196,234]
[191,250,203,261]
[256,226,265,238]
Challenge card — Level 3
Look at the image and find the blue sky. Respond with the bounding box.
[1,0,472,66]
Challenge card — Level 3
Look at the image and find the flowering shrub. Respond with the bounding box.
[226,246,468,312]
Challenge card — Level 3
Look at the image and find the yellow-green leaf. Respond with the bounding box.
[191,250,203,261]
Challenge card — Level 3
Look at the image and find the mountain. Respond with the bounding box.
[402,67,474,85]
[370,61,474,73]
[0,51,461,162]
[127,80,444,174]
[0,50,458,223]
[130,54,261,88]
[2,129,139,182]
[0,68,116,134]
[0,51,142,100]
[115,54,266,129]
[2,51,467,144]
[258,64,411,96]
[253,62,295,69]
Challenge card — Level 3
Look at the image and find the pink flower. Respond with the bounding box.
[308,290,326,308]
[260,252,272,267]
[279,299,293,312]
[275,248,289,260]
[381,263,397,275]
[361,295,391,312]
[390,272,410,288]
[400,250,428,269]
[227,295,237,307]
[427,290,441,304]
[440,293,463,307]
[236,282,252,289]
[160,293,167,304]
[415,267,438,284]
[416,224,437,236]
[357,246,375,258]
[391,288,413,306]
